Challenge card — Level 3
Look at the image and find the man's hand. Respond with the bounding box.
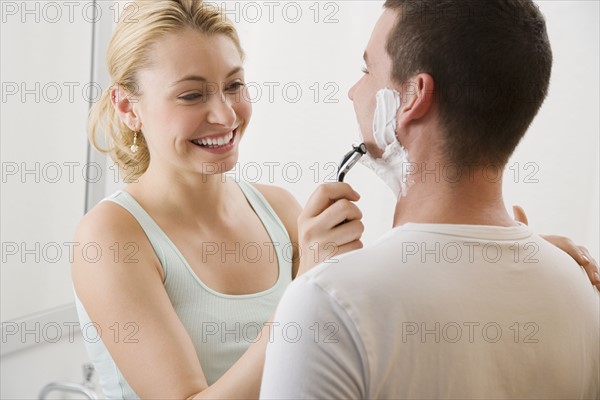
[513,205,600,289]
[297,183,364,276]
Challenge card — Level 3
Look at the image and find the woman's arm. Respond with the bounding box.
[73,183,363,399]
[72,202,284,399]
[73,202,279,399]
[72,202,209,399]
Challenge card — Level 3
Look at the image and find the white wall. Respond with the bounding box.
[1,1,98,397]
[504,1,599,257]
[1,1,598,398]
[1,0,92,321]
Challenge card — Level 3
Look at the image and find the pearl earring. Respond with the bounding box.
[130,131,139,153]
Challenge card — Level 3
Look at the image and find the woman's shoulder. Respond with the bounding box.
[251,184,299,208]
[75,195,140,242]
[73,194,161,271]
[251,183,302,276]
[72,193,165,286]
[251,183,302,223]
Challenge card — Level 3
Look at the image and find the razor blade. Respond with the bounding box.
[337,143,367,182]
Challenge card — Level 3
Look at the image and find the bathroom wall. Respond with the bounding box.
[1,1,103,397]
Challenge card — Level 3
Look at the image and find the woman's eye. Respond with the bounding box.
[227,82,246,91]
[361,67,369,75]
[179,93,203,101]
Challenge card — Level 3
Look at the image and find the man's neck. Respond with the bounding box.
[392,166,518,228]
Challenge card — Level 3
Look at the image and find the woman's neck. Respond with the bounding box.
[125,162,238,225]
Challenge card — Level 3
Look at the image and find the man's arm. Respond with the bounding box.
[260,274,367,399]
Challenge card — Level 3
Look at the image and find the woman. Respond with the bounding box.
[72,1,598,399]
[73,1,362,398]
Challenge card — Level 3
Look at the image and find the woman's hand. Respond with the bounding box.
[297,183,364,276]
[513,205,600,289]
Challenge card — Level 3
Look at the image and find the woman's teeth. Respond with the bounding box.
[193,131,234,147]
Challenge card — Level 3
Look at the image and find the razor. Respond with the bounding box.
[337,143,367,182]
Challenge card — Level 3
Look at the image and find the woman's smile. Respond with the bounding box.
[190,128,238,154]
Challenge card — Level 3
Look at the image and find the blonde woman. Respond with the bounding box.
[72,1,364,398]
[72,1,599,399]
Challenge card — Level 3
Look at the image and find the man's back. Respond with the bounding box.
[261,223,600,399]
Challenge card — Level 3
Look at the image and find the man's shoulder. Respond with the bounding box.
[294,228,417,298]
[304,224,442,277]
[295,223,565,298]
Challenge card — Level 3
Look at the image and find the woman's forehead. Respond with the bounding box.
[141,31,243,83]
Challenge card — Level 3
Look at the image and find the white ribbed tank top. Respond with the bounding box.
[75,181,292,399]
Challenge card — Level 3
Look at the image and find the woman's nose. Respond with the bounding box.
[206,92,236,127]
[348,82,358,101]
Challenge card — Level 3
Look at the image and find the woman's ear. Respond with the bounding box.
[396,73,435,128]
[110,85,141,130]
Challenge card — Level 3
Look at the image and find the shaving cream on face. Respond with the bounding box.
[359,88,413,198]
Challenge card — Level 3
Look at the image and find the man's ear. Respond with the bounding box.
[110,85,141,131]
[396,73,435,128]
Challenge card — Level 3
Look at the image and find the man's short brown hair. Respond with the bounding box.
[384,0,553,167]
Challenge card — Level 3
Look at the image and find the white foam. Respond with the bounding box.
[359,88,413,198]
[372,88,401,150]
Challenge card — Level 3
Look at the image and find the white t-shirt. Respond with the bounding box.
[260,223,600,399]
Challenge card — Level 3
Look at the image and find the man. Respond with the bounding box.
[260,1,600,398]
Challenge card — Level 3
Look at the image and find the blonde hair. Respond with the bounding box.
[88,0,244,181]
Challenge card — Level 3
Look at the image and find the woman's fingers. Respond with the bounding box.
[512,205,529,225]
[511,210,597,289]
[300,209,363,255]
[297,183,364,274]
[302,183,360,219]
[542,235,600,289]
[302,221,364,265]
[321,219,365,250]
[577,245,600,288]
[315,199,363,229]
